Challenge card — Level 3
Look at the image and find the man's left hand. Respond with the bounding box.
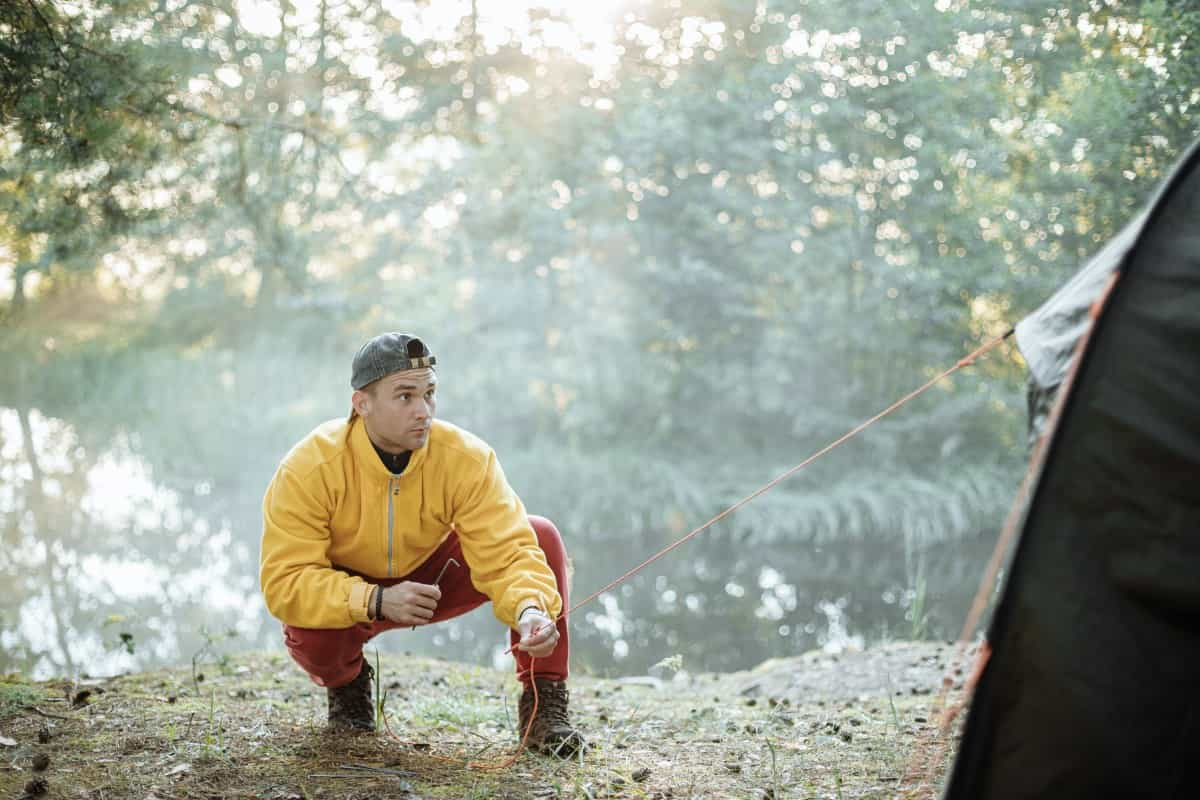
[516,609,560,658]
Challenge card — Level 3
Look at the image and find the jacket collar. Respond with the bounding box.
[348,416,430,480]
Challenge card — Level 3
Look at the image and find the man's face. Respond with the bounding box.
[354,368,437,452]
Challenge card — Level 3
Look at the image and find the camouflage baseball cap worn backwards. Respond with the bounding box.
[351,333,437,390]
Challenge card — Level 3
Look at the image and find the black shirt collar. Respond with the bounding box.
[371,440,412,475]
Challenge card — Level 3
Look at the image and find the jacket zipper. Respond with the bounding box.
[387,476,397,576]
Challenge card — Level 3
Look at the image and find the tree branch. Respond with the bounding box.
[158,100,366,199]
[25,0,71,70]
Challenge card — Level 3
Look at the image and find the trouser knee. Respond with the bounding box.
[284,625,367,688]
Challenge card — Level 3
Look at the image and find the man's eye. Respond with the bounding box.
[398,393,411,401]
[426,390,436,399]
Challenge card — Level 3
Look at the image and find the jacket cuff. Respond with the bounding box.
[348,581,374,624]
[515,597,545,626]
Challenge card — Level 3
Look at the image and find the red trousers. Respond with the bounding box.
[283,515,570,689]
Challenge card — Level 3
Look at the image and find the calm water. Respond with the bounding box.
[0,338,1014,681]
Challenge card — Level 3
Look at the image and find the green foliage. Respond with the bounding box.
[373,648,384,733]
[191,626,239,693]
[651,654,685,675]
[101,614,136,655]
[203,686,224,755]
[0,680,43,720]
[0,1,185,311]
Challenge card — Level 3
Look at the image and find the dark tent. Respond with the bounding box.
[945,138,1200,799]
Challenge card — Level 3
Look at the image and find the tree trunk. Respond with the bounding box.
[467,0,479,140]
[255,261,277,310]
[11,263,30,313]
[17,405,79,673]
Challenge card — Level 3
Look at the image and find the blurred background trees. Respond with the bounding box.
[1,0,1197,677]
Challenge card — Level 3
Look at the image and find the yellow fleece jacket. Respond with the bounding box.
[260,416,561,630]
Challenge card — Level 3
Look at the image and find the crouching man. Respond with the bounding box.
[259,332,584,757]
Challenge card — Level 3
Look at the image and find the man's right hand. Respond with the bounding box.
[378,581,441,625]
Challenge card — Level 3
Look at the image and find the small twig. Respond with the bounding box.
[23,705,70,721]
[162,100,244,131]
[337,763,415,776]
[162,100,337,148]
[463,728,491,744]
[412,558,460,630]
[433,558,461,585]
[310,763,417,780]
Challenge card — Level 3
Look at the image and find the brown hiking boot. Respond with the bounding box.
[327,661,374,732]
[518,678,586,757]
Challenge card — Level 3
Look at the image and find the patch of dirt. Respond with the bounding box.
[734,640,983,703]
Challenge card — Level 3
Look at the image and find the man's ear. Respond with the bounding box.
[351,388,370,417]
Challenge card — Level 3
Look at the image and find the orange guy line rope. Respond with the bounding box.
[513,328,1016,653]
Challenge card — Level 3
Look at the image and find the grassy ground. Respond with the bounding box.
[0,647,962,799]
